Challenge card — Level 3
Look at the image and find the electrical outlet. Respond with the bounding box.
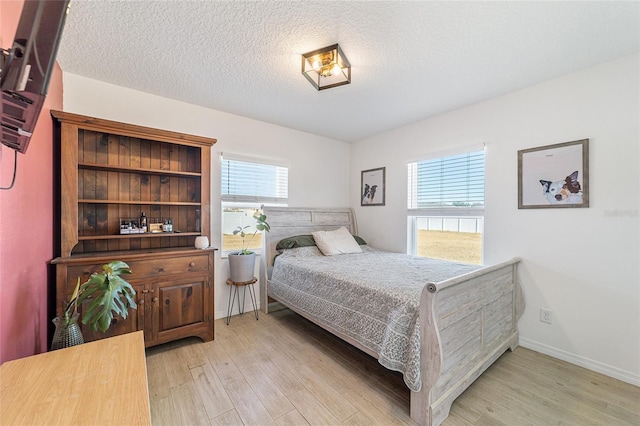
[540,308,552,324]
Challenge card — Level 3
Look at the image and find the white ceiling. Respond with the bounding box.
[56,1,640,142]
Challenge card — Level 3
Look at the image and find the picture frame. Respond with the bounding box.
[518,139,589,209]
[361,167,385,206]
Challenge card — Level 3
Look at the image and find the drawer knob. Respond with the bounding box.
[138,299,145,305]
[152,297,159,302]
[189,261,196,267]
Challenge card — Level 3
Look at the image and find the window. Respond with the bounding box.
[407,148,484,264]
[221,154,288,253]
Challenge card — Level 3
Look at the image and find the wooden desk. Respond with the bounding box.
[0,331,151,425]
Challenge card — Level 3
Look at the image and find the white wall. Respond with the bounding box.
[62,73,351,319]
[350,54,640,385]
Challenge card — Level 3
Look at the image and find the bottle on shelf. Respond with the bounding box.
[140,212,148,233]
[162,218,173,233]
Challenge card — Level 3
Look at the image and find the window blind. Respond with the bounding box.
[408,150,485,212]
[221,155,288,204]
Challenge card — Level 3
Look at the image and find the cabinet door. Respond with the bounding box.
[78,283,145,343]
[151,275,212,345]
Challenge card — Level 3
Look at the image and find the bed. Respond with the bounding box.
[259,207,523,426]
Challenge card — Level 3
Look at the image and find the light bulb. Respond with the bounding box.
[312,60,321,70]
[331,64,341,76]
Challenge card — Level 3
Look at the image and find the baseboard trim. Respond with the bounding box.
[519,337,640,387]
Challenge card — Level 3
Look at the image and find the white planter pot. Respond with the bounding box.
[228,252,256,282]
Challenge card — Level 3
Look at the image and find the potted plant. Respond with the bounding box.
[228,210,270,282]
[51,260,137,350]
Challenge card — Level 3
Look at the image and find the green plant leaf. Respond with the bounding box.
[106,260,132,276]
[253,213,270,232]
[77,261,137,333]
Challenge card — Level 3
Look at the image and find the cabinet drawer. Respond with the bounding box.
[65,254,209,287]
[127,256,209,279]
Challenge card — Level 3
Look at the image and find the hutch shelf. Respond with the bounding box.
[51,110,217,347]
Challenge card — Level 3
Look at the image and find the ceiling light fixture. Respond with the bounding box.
[301,44,351,91]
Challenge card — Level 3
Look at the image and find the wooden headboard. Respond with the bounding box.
[259,207,357,312]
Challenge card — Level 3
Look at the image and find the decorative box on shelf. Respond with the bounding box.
[149,218,162,233]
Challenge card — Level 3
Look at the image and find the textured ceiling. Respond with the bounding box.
[56,1,640,142]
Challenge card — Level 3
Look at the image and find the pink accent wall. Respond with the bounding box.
[0,0,63,363]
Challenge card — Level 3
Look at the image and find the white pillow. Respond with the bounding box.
[312,226,362,256]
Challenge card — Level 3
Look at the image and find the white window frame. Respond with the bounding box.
[406,145,485,258]
[220,153,288,256]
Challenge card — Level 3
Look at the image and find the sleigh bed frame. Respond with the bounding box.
[260,207,523,426]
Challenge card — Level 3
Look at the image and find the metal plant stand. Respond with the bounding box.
[225,277,259,325]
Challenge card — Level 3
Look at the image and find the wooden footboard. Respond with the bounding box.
[411,258,523,426]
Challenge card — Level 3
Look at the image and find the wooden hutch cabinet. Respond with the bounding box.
[51,111,217,347]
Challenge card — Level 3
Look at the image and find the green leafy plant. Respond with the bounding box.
[62,260,137,333]
[232,210,270,255]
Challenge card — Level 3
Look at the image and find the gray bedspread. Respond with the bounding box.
[269,245,482,392]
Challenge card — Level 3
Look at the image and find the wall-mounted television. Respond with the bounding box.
[1,0,70,153]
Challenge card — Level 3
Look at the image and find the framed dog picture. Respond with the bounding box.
[361,167,385,206]
[518,139,589,209]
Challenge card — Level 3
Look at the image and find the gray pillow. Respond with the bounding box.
[275,234,366,250]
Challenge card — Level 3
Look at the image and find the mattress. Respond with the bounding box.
[269,245,481,391]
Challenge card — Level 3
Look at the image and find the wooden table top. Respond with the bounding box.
[0,331,151,425]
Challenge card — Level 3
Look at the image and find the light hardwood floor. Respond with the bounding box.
[146,309,639,426]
